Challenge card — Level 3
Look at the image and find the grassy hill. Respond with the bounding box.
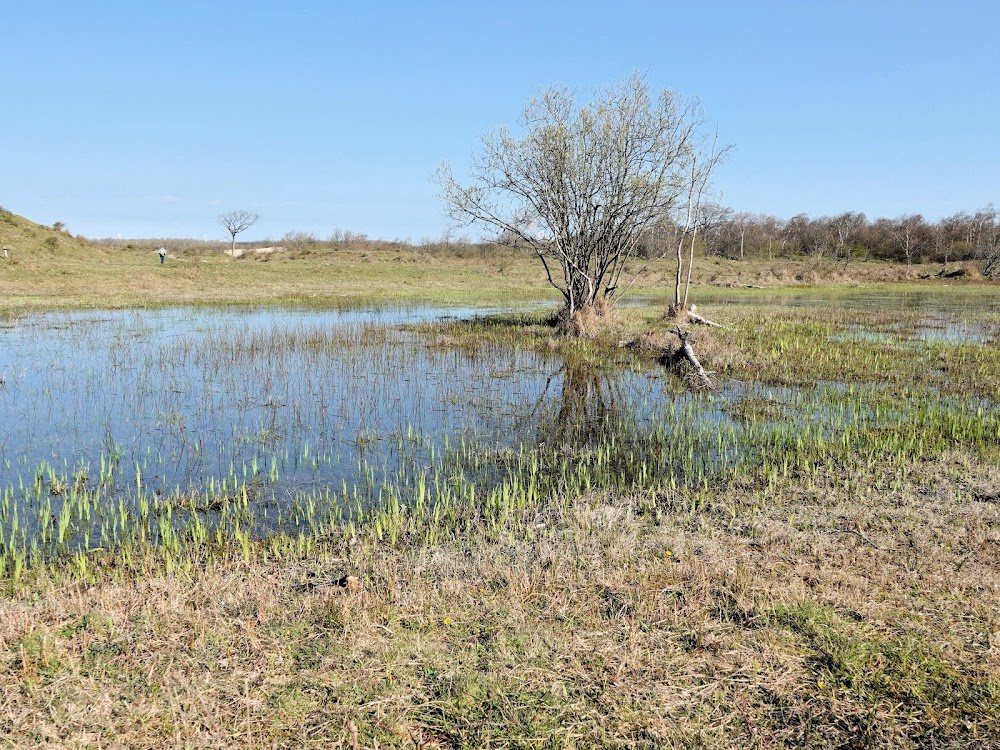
[0,206,99,260]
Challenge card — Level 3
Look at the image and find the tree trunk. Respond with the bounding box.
[686,305,722,328]
[683,222,699,309]
[674,232,684,308]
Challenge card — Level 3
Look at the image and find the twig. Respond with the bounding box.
[831,528,887,551]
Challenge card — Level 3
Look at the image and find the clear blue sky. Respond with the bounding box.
[3,0,997,241]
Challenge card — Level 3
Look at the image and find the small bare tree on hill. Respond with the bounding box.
[218,210,259,257]
[438,73,725,335]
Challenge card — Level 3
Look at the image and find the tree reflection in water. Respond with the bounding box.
[530,360,633,452]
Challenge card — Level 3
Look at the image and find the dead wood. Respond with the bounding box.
[663,326,714,390]
[665,303,724,329]
[686,304,723,328]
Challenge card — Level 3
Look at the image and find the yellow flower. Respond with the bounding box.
[443,617,453,626]
[818,680,826,689]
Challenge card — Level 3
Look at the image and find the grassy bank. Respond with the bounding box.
[2,452,997,747]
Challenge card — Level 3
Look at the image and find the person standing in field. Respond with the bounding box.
[158,246,167,264]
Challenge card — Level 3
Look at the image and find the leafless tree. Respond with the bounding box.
[672,145,728,312]
[984,246,1000,278]
[697,203,734,256]
[218,210,259,256]
[831,211,867,266]
[810,219,838,261]
[970,204,997,247]
[970,204,1000,277]
[757,214,784,259]
[939,211,971,268]
[892,214,925,271]
[438,73,725,334]
[730,212,756,259]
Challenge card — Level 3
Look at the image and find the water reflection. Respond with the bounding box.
[0,293,991,526]
[0,307,676,509]
[531,361,628,449]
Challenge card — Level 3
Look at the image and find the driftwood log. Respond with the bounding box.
[663,326,714,390]
[685,304,723,328]
[667,303,723,328]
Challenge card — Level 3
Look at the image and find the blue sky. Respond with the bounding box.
[3,0,997,241]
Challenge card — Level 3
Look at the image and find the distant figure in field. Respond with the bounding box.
[158,247,166,264]
[2,246,8,259]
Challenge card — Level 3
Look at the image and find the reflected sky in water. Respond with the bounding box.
[0,306,678,500]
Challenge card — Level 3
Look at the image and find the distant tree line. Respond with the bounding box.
[639,204,1000,274]
[87,205,1000,278]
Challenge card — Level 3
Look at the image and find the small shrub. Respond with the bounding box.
[45,236,59,250]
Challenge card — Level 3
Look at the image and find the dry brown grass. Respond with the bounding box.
[2,451,997,748]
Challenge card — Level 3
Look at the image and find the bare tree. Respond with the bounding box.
[438,73,725,335]
[831,211,867,266]
[970,204,1000,277]
[757,214,783,259]
[892,214,925,272]
[730,212,757,259]
[218,210,259,257]
[984,246,1000,278]
[804,217,834,261]
[939,211,971,269]
[674,146,727,312]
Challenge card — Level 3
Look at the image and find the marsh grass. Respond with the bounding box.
[2,288,1000,746]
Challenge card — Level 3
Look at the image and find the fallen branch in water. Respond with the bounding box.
[663,326,714,390]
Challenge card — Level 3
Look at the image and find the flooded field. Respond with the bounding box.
[700,286,1000,344]
[0,291,997,576]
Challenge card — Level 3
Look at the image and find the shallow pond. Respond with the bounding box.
[0,296,995,563]
[0,306,711,503]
